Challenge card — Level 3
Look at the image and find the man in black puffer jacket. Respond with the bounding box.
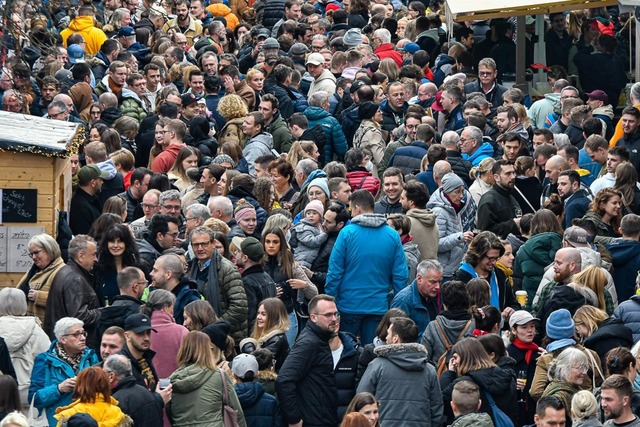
[276,295,339,427]
[333,330,361,422]
[105,354,165,427]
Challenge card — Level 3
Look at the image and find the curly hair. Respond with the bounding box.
[463,231,504,266]
[217,93,249,120]
[253,177,276,213]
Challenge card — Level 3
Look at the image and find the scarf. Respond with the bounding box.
[56,342,83,373]
[495,262,514,289]
[444,192,463,213]
[401,234,413,245]
[512,338,540,364]
[460,262,500,309]
[547,338,576,353]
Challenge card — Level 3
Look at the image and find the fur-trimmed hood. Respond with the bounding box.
[373,342,429,371]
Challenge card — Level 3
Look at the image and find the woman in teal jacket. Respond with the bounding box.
[513,209,563,311]
[28,317,99,427]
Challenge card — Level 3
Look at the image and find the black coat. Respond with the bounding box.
[441,366,518,426]
[514,176,542,214]
[119,343,158,391]
[447,150,473,187]
[112,375,164,427]
[335,332,361,422]
[97,295,144,339]
[264,77,295,120]
[618,131,640,173]
[0,337,16,380]
[507,343,542,426]
[275,321,338,427]
[99,173,125,207]
[310,231,338,294]
[583,317,633,367]
[476,184,522,239]
[241,264,277,335]
[261,332,290,372]
[69,187,102,235]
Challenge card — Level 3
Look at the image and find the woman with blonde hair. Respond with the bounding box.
[468,157,496,205]
[574,306,632,366]
[379,58,399,82]
[168,331,246,427]
[440,337,517,426]
[217,94,249,148]
[571,390,601,427]
[250,298,290,371]
[287,141,320,168]
[572,266,614,315]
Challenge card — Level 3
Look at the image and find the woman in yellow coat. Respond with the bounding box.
[55,367,132,427]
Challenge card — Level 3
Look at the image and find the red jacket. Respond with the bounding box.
[374,44,403,68]
[152,143,185,173]
[347,170,380,197]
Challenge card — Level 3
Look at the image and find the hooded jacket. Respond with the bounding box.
[243,132,274,176]
[528,92,561,130]
[463,142,494,167]
[60,16,107,55]
[614,295,640,342]
[421,312,475,365]
[308,69,337,95]
[0,315,50,405]
[374,196,404,216]
[388,140,430,177]
[266,114,293,154]
[357,343,444,427]
[379,98,408,133]
[513,232,563,311]
[304,106,348,164]
[235,381,283,427]
[404,240,421,285]
[171,277,202,325]
[292,219,328,268]
[374,43,403,67]
[326,214,408,316]
[380,134,411,176]
[427,188,477,276]
[169,364,246,427]
[354,120,385,177]
[416,29,440,58]
[441,366,518,426]
[406,208,439,261]
[606,238,640,302]
[120,88,148,123]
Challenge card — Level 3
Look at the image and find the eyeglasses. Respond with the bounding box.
[314,311,340,319]
[459,137,475,144]
[164,231,179,238]
[192,241,212,249]
[162,204,181,211]
[161,130,173,134]
[142,203,158,210]
[478,71,494,77]
[63,330,88,339]
[483,255,500,262]
[572,365,589,373]
[185,216,198,222]
[135,280,149,286]
[29,249,43,257]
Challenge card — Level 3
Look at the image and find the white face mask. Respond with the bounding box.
[365,160,374,172]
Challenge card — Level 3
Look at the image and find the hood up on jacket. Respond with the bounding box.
[351,213,387,228]
[543,92,561,114]
[68,15,97,31]
[374,342,429,371]
[96,158,119,180]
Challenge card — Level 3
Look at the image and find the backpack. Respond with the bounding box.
[435,318,472,377]
[300,125,327,159]
[484,390,514,427]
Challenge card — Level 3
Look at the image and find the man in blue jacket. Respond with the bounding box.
[607,213,640,302]
[326,190,408,345]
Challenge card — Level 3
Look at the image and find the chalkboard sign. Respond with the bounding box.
[1,189,38,223]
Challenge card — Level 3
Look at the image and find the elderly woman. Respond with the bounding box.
[0,288,50,409]
[29,317,99,427]
[542,347,590,427]
[16,234,65,324]
[427,172,477,281]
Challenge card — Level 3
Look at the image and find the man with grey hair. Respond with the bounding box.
[460,125,493,166]
[150,254,201,324]
[373,28,402,68]
[184,203,210,236]
[441,130,472,186]
[159,189,183,218]
[105,354,166,427]
[45,235,101,347]
[291,159,323,217]
[208,195,234,223]
[303,91,347,165]
[30,317,99,427]
[391,259,443,340]
[47,100,69,121]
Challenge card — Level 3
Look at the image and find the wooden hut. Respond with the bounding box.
[0,111,82,287]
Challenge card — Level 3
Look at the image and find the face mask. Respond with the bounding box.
[365,160,373,172]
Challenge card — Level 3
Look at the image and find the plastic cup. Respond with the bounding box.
[515,290,527,306]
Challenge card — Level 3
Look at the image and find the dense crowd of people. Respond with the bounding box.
[1,0,640,426]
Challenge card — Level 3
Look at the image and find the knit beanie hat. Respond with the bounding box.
[305,199,325,216]
[441,172,465,195]
[67,413,99,427]
[546,309,575,339]
[234,199,256,223]
[358,101,379,120]
[307,178,330,199]
[202,320,231,351]
[343,28,362,47]
[212,154,236,167]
